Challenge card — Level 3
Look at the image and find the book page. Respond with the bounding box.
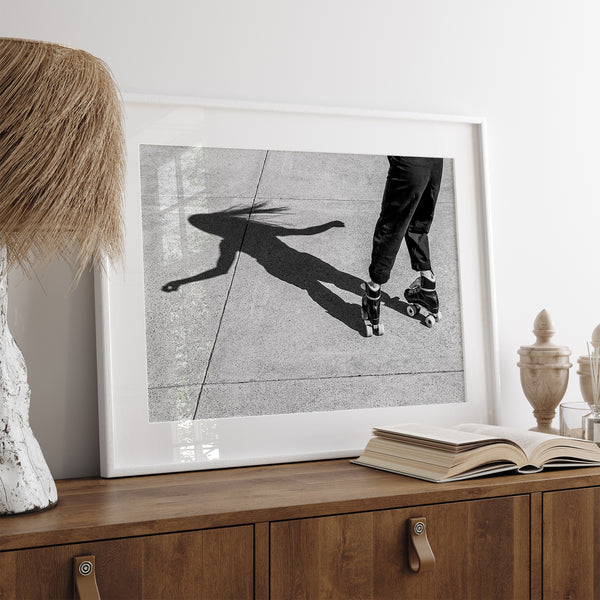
[455,423,563,456]
[374,423,499,446]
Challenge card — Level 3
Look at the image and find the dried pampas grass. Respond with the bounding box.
[0,38,125,280]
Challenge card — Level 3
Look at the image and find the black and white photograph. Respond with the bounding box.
[139,145,465,423]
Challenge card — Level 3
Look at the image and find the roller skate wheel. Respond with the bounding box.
[406,304,418,317]
[364,322,373,337]
[424,315,436,328]
[374,323,385,336]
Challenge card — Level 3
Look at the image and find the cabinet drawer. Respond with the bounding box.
[0,525,253,600]
[543,486,600,599]
[270,495,529,600]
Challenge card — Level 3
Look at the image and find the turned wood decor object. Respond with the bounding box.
[581,325,600,441]
[0,38,124,514]
[517,310,572,434]
[577,324,600,408]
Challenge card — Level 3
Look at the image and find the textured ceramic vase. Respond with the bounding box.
[517,310,572,434]
[0,246,57,514]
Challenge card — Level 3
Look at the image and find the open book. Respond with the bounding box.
[352,422,600,482]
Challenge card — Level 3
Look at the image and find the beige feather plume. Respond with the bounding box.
[0,38,125,280]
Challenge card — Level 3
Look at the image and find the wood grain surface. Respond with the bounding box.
[1,459,600,551]
[0,525,253,599]
[543,486,600,599]
[270,494,530,600]
[1,459,600,598]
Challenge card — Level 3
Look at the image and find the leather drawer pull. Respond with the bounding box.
[408,517,436,572]
[74,555,101,600]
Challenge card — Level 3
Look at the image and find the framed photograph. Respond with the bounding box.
[95,94,499,477]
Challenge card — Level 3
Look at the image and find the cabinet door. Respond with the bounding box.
[0,525,253,599]
[543,486,600,599]
[270,495,530,600]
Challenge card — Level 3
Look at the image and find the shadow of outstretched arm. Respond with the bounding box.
[270,220,345,237]
[162,239,237,292]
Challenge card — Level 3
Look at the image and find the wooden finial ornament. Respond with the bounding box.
[532,309,556,346]
[518,310,572,434]
[592,324,600,349]
[581,324,600,441]
[576,324,600,409]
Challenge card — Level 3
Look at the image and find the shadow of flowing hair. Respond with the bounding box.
[194,202,290,224]
[0,38,125,279]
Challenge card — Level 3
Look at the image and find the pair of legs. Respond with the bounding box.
[363,156,443,335]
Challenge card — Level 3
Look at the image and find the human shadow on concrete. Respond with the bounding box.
[162,204,372,333]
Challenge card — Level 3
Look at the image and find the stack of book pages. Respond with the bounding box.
[353,422,600,482]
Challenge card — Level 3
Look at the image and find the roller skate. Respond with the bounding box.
[361,283,384,337]
[404,276,441,328]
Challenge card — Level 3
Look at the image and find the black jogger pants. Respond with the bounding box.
[368,156,443,285]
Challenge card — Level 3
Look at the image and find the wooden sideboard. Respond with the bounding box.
[0,459,599,599]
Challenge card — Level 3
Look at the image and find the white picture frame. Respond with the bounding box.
[95,93,499,477]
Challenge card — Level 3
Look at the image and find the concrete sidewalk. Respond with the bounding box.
[140,145,464,422]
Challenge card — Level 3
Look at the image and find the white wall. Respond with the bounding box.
[4,0,600,478]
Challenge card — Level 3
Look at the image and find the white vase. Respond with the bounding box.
[0,246,57,514]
